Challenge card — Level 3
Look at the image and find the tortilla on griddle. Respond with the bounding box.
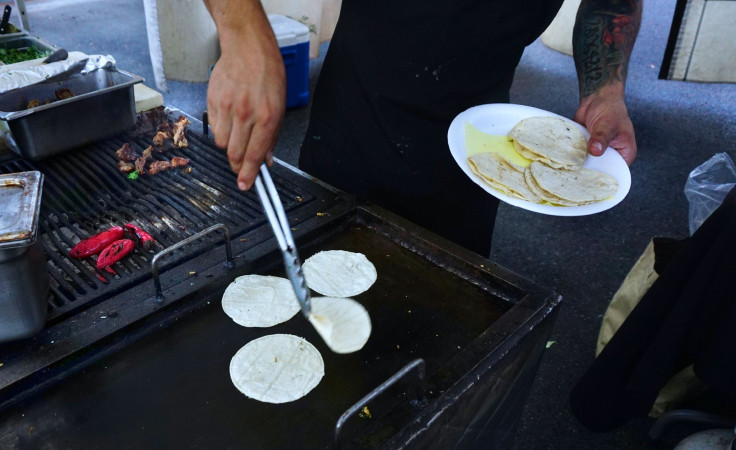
[509,116,587,170]
[229,334,324,404]
[303,250,377,298]
[308,297,372,354]
[528,161,618,205]
[222,275,300,327]
[468,152,541,202]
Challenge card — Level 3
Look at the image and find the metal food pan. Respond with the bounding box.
[0,30,28,42]
[0,67,143,160]
[0,34,56,64]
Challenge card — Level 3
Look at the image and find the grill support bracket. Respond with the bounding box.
[151,222,234,302]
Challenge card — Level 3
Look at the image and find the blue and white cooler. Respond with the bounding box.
[268,14,310,109]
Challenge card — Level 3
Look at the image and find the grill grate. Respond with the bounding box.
[0,113,315,322]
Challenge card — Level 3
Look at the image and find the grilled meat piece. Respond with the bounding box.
[118,160,135,173]
[172,116,190,148]
[147,160,171,175]
[144,155,190,175]
[158,121,173,136]
[152,131,168,147]
[171,156,189,168]
[55,88,74,100]
[153,122,174,151]
[133,106,169,138]
[134,145,154,174]
[115,143,139,162]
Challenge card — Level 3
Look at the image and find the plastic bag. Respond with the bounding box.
[684,153,736,235]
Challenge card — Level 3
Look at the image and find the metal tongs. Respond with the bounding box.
[254,163,311,319]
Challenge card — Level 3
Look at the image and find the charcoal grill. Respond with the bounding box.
[0,109,560,449]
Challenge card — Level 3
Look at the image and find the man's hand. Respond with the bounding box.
[573,0,642,166]
[204,0,286,190]
[574,85,636,165]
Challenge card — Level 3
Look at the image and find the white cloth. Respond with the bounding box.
[143,0,220,90]
[540,0,580,56]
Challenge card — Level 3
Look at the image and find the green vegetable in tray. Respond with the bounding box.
[0,46,52,64]
[1,23,21,34]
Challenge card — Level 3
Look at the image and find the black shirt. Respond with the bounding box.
[299,1,564,254]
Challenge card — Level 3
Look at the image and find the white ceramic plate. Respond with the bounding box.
[448,103,631,217]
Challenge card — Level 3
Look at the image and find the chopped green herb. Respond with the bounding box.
[127,171,140,180]
[2,23,20,34]
[0,46,52,64]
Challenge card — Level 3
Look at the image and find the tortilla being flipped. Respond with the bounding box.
[528,161,618,205]
[308,297,372,354]
[509,116,587,170]
[468,151,541,202]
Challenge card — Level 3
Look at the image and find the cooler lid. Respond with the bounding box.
[0,170,43,249]
[268,14,310,47]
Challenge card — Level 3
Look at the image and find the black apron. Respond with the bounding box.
[299,1,563,255]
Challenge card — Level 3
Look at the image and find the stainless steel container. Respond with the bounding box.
[0,170,49,343]
[0,34,57,64]
[0,67,143,160]
[0,30,29,44]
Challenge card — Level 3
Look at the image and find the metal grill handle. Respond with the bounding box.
[150,223,234,302]
[334,358,428,448]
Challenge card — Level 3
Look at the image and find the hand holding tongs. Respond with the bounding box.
[254,164,311,318]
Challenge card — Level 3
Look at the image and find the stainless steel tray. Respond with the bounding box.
[0,67,143,159]
[0,30,28,42]
[0,34,56,65]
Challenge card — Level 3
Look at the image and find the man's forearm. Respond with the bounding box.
[573,0,642,98]
[204,0,275,53]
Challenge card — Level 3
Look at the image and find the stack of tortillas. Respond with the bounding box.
[468,116,618,206]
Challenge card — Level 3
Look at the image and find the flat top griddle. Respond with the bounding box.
[0,210,555,449]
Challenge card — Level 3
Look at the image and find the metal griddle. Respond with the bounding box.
[0,110,560,449]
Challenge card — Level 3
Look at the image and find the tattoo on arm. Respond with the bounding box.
[573,0,642,98]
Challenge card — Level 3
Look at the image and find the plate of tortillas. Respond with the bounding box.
[448,103,631,216]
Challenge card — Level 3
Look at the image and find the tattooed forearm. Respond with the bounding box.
[573,0,642,98]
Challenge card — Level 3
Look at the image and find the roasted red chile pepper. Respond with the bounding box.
[124,223,155,251]
[95,272,108,284]
[96,239,135,270]
[69,226,125,258]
